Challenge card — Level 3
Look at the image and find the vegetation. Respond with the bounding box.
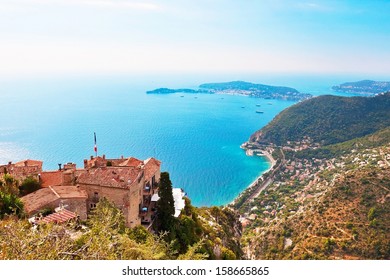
[0,174,24,219]
[250,92,390,146]
[156,172,175,233]
[332,80,390,94]
[19,177,41,196]
[242,117,390,260]
[0,177,242,259]
[244,166,390,259]
[295,127,390,160]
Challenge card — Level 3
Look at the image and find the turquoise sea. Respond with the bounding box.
[0,74,372,206]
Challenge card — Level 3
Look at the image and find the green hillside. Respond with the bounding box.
[242,126,390,260]
[249,92,390,146]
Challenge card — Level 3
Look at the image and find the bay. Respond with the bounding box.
[0,75,366,206]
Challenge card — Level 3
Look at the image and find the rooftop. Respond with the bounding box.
[143,158,161,182]
[14,159,43,167]
[40,209,77,224]
[77,166,142,189]
[21,185,87,214]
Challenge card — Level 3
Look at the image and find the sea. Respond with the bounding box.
[0,74,376,206]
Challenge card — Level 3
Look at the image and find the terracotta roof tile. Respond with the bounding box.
[14,159,43,168]
[119,157,143,167]
[40,209,77,224]
[143,158,161,182]
[20,185,87,215]
[77,167,141,189]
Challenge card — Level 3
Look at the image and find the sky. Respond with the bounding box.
[0,0,389,78]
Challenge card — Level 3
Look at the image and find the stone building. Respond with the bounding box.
[77,155,161,227]
[10,155,161,228]
[20,185,88,220]
[0,159,43,181]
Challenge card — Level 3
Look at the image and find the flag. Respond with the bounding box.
[94,132,97,154]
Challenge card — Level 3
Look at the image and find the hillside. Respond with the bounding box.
[249,92,390,146]
[332,80,390,94]
[240,128,390,259]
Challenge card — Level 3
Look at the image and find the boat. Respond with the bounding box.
[267,102,272,105]
[256,104,261,107]
[256,111,264,114]
[241,106,245,108]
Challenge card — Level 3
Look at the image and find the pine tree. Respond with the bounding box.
[156,172,175,232]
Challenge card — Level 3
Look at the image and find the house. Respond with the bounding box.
[20,185,88,220]
[5,155,162,228]
[0,159,43,181]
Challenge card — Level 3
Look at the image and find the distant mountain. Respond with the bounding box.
[147,81,312,101]
[249,92,390,146]
[332,80,390,94]
[146,88,209,94]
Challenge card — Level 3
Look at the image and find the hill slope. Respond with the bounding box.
[249,92,390,146]
[241,128,390,259]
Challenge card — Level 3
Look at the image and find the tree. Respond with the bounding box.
[0,174,19,196]
[156,172,175,232]
[0,192,24,219]
[19,177,41,196]
[0,174,24,219]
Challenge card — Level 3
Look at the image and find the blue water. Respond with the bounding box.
[0,74,378,206]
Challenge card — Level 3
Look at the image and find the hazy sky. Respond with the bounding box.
[1,0,389,77]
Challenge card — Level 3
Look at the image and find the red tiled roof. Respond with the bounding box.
[40,171,62,187]
[77,166,142,189]
[20,185,87,215]
[143,158,161,182]
[119,157,143,167]
[14,159,43,167]
[40,209,77,224]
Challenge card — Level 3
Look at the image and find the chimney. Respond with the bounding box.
[8,161,12,165]
[103,154,106,160]
[58,163,62,171]
[90,156,93,160]
[24,160,28,167]
[121,155,124,159]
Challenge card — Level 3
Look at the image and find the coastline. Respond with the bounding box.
[230,142,277,206]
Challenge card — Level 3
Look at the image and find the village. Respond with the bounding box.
[238,139,390,231]
[0,155,186,229]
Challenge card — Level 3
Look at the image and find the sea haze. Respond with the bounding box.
[0,75,365,206]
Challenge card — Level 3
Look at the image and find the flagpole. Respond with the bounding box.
[94,132,97,157]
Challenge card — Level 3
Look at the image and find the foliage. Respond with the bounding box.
[19,177,41,197]
[0,192,24,219]
[250,93,390,146]
[0,174,24,219]
[0,198,172,260]
[0,174,19,196]
[156,172,175,233]
[296,127,390,160]
[177,239,209,260]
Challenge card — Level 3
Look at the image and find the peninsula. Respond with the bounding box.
[147,81,312,101]
[332,80,390,95]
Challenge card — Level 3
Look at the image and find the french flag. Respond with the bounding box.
[94,132,97,155]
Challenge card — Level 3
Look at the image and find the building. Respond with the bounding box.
[11,155,161,228]
[20,185,88,220]
[0,159,43,181]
